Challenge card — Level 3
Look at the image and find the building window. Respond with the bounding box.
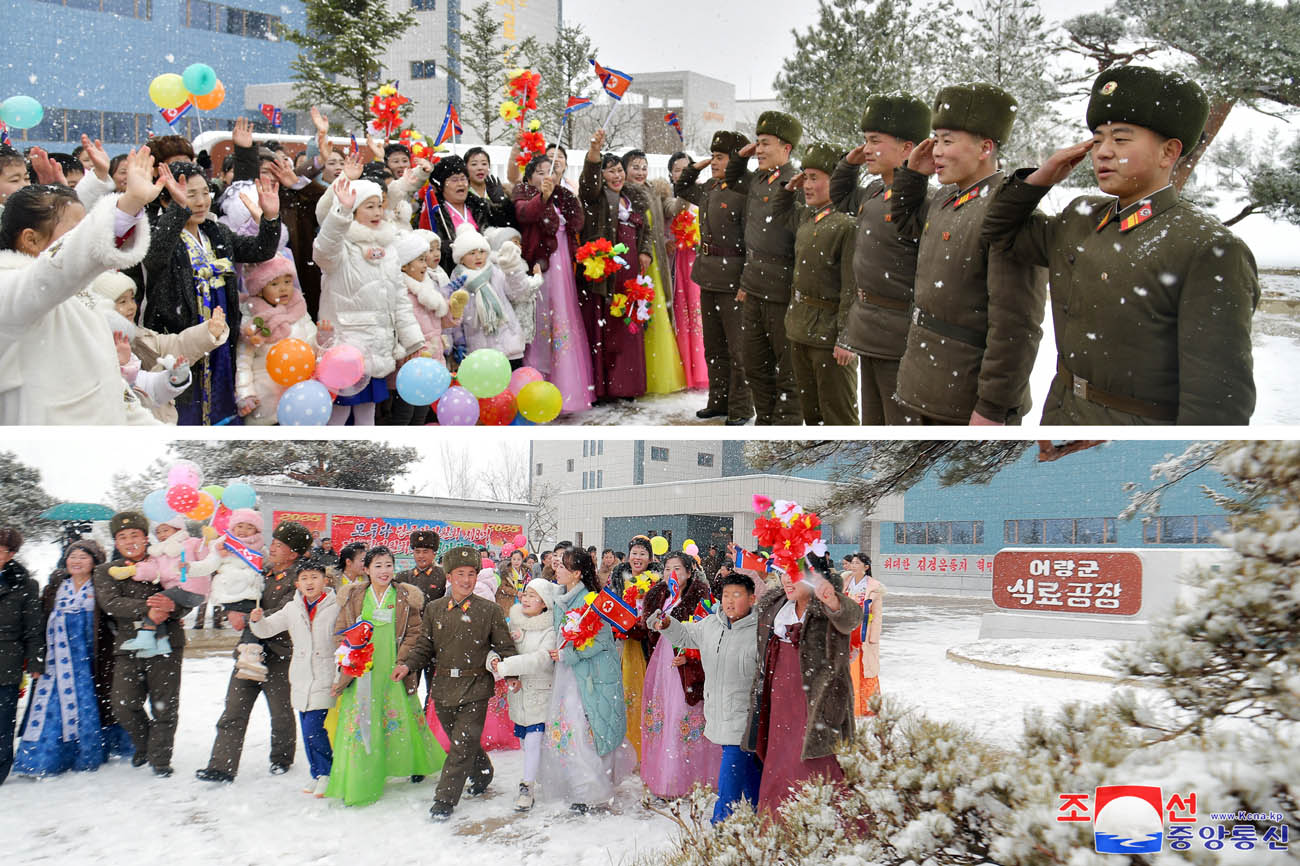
[894,521,983,545]
[597,470,603,489]
[650,447,669,462]
[598,441,604,456]
[32,0,152,18]
[581,473,587,491]
[582,441,588,458]
[1143,515,1229,544]
[1004,518,1116,545]
[575,531,583,548]
[534,463,542,477]
[184,0,282,39]
[697,453,714,467]
[411,0,435,8]
[566,459,574,472]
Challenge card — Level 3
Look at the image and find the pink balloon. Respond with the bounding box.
[508,366,544,396]
[436,386,480,426]
[316,344,366,391]
[513,533,527,548]
[166,460,202,490]
[502,544,516,556]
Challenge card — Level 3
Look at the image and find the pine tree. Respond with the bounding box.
[517,24,600,150]
[167,442,420,492]
[445,1,513,145]
[106,458,169,512]
[0,451,59,542]
[774,0,964,146]
[284,0,417,132]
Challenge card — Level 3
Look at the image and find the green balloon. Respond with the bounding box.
[200,484,225,501]
[458,348,512,398]
[182,63,218,96]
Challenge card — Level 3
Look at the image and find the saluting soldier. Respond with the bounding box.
[780,142,860,425]
[726,111,804,426]
[830,94,932,425]
[892,83,1047,426]
[674,130,753,426]
[982,65,1259,424]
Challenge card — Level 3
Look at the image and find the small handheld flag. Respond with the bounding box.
[258,103,282,128]
[159,100,194,128]
[664,111,684,143]
[852,598,873,649]
[436,103,463,146]
[0,121,9,146]
[223,535,264,573]
[592,586,638,636]
[565,96,594,118]
[734,547,769,573]
[590,59,633,101]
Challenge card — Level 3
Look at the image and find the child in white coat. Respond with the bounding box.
[314,176,426,426]
[485,227,543,349]
[491,578,559,812]
[450,223,537,365]
[235,255,333,425]
[188,508,269,680]
[389,232,464,425]
[250,557,340,796]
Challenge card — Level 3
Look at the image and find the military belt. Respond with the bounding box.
[1057,360,1178,422]
[792,290,837,311]
[747,250,792,265]
[911,306,987,349]
[863,291,910,312]
[701,242,745,257]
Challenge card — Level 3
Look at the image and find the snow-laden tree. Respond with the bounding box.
[0,451,59,542]
[517,24,600,150]
[168,441,419,492]
[648,439,1298,866]
[284,0,416,131]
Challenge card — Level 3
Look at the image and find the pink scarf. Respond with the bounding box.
[248,290,308,343]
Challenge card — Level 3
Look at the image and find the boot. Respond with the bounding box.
[108,564,137,580]
[234,643,268,682]
[514,782,534,812]
[153,632,173,657]
[120,628,159,657]
[314,775,330,798]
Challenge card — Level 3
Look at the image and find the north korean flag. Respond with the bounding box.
[590,59,633,101]
[592,585,638,636]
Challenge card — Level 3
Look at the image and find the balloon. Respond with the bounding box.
[221,482,258,511]
[684,542,700,557]
[149,73,189,109]
[167,459,202,490]
[142,489,176,524]
[457,348,512,398]
[516,381,562,424]
[512,533,527,549]
[508,366,544,396]
[477,390,517,426]
[266,338,316,387]
[182,63,217,96]
[316,344,365,391]
[166,484,200,513]
[186,491,216,521]
[509,414,535,426]
[201,484,225,502]
[502,544,515,556]
[193,80,225,111]
[277,379,333,425]
[396,357,451,406]
[0,96,43,130]
[211,503,233,534]
[436,386,480,426]
[650,536,669,557]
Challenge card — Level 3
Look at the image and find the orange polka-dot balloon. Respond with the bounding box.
[266,338,316,387]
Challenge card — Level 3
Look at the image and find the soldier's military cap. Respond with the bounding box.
[755,111,803,148]
[931,83,1017,146]
[861,93,932,144]
[1086,65,1209,154]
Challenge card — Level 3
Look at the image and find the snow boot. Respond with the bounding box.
[234,643,268,682]
[314,775,330,798]
[153,632,172,657]
[108,564,137,580]
[514,783,534,812]
[120,628,159,657]
[429,801,454,822]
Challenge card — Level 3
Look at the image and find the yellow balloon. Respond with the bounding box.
[149,73,189,110]
[650,536,669,557]
[517,381,562,424]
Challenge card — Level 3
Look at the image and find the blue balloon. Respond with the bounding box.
[276,380,332,427]
[181,63,217,96]
[509,414,535,426]
[142,488,176,523]
[396,358,451,406]
[221,482,258,511]
[0,95,44,130]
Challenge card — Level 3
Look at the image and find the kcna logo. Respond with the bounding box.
[1058,785,1193,854]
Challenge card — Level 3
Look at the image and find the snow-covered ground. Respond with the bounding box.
[0,594,1130,862]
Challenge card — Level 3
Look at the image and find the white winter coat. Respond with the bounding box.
[250,588,341,711]
[661,609,760,746]
[235,312,320,425]
[188,536,265,605]
[492,602,556,727]
[491,242,543,346]
[453,257,537,360]
[0,194,150,424]
[313,205,425,389]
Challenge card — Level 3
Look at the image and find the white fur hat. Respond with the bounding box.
[395,232,430,266]
[451,222,491,264]
[413,228,439,249]
[89,270,136,302]
[524,577,560,611]
[346,179,385,214]
[484,226,521,251]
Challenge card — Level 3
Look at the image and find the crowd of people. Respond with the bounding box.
[0,63,1259,427]
[0,518,885,824]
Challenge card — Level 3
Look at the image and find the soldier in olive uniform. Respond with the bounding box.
[726,111,804,425]
[674,130,753,425]
[779,142,860,425]
[95,512,192,776]
[397,530,446,608]
[892,83,1048,425]
[982,66,1259,424]
[830,94,932,425]
[195,520,311,783]
[400,546,518,821]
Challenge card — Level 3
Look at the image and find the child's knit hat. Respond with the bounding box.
[413,228,439,250]
[346,179,385,215]
[395,232,431,267]
[484,226,521,252]
[242,255,297,299]
[89,270,136,303]
[226,508,264,533]
[451,222,491,264]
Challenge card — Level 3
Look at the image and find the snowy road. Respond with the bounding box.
[0,596,1129,862]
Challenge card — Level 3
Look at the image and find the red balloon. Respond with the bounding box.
[478,390,518,426]
[166,484,200,513]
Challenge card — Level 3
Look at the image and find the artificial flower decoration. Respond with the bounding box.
[559,592,602,651]
[669,208,700,250]
[613,275,654,333]
[576,238,629,282]
[499,100,521,123]
[751,496,824,580]
[621,570,661,613]
[334,618,377,677]
[369,85,411,138]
